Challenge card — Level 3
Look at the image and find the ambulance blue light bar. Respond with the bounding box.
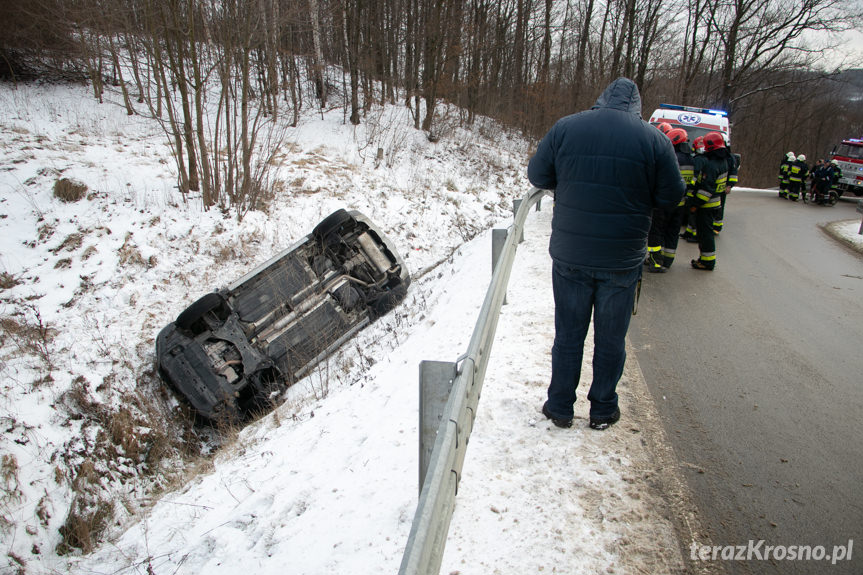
[659,103,727,117]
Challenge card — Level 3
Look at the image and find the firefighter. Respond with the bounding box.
[713,139,739,234]
[681,136,705,243]
[829,159,842,197]
[787,154,809,202]
[691,132,729,270]
[778,151,794,199]
[644,128,694,271]
[656,122,673,135]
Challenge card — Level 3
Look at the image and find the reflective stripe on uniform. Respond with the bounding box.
[696,189,713,203]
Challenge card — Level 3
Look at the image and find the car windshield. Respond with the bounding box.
[680,126,718,142]
[835,143,863,160]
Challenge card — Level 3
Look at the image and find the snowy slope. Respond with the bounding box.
[14,80,863,575]
[0,81,531,574]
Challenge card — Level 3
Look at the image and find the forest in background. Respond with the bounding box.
[2,0,862,208]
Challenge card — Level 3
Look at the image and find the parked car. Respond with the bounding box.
[156,209,410,423]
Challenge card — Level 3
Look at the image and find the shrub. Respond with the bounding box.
[53,178,87,203]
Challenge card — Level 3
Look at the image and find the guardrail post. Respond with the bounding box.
[419,361,458,491]
[513,199,524,243]
[492,229,508,305]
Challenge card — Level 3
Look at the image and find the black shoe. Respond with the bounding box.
[589,408,620,431]
[691,258,714,270]
[542,402,572,428]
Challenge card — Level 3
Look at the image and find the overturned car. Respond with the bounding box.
[156,209,410,423]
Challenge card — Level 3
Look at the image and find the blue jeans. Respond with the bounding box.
[546,262,641,420]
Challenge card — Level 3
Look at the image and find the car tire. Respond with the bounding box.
[175,292,228,332]
[369,283,408,318]
[241,367,285,415]
[313,209,355,243]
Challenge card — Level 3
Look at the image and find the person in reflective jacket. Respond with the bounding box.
[778,152,794,199]
[681,136,706,242]
[787,154,809,202]
[644,128,695,271]
[713,141,739,234]
[527,77,685,430]
[691,132,729,270]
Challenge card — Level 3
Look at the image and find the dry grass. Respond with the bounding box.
[1,454,22,505]
[51,231,85,254]
[0,271,21,290]
[52,368,204,555]
[56,496,115,555]
[118,232,157,269]
[53,178,88,203]
[0,302,55,372]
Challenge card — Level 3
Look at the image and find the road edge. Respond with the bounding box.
[621,340,726,575]
[820,219,863,257]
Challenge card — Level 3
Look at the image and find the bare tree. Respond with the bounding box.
[704,0,852,114]
[308,0,328,106]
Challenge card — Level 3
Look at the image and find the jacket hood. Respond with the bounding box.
[591,77,642,118]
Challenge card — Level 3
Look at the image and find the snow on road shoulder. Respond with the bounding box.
[824,218,863,254]
[441,206,687,575]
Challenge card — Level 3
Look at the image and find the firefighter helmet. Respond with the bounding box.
[797,154,806,162]
[703,132,726,152]
[666,128,688,146]
[656,122,673,134]
[831,159,839,166]
[787,152,796,161]
[693,136,705,154]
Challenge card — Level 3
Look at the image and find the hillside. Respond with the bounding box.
[0,80,530,572]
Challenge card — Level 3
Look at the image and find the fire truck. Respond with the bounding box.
[649,103,731,144]
[830,138,863,197]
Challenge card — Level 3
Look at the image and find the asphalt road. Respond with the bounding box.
[629,191,863,575]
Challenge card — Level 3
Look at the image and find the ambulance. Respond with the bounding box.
[829,138,863,197]
[649,103,731,144]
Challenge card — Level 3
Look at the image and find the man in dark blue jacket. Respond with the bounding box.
[528,77,685,430]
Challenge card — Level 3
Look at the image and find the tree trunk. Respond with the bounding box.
[308,0,327,106]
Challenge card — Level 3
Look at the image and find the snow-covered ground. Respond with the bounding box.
[1,81,861,575]
[824,218,863,252]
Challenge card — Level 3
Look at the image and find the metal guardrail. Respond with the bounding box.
[399,187,552,575]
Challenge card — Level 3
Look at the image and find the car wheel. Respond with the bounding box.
[313,209,355,243]
[369,283,408,318]
[240,367,285,415]
[175,292,229,333]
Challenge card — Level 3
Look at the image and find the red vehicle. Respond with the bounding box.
[830,138,863,197]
